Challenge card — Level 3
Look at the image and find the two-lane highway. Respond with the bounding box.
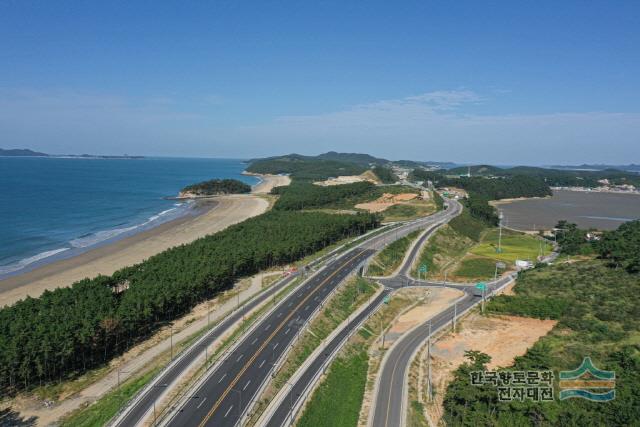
[165,248,375,427]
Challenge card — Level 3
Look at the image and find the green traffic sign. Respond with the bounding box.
[383,295,390,304]
[419,264,428,273]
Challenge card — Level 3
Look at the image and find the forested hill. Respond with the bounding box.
[246,155,368,180]
[0,148,48,157]
[179,178,251,197]
[445,164,640,187]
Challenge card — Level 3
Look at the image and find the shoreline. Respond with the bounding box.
[0,174,288,307]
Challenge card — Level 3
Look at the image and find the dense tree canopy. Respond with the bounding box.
[180,178,251,196]
[598,220,640,273]
[246,157,366,180]
[371,166,397,184]
[272,181,378,210]
[0,210,380,395]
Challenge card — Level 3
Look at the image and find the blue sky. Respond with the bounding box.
[1,1,639,164]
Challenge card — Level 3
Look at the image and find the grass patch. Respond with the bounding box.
[367,229,422,276]
[411,225,476,280]
[454,256,498,279]
[469,228,552,264]
[61,367,161,427]
[297,348,369,427]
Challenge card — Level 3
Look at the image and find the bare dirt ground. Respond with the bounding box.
[355,193,421,213]
[4,272,281,426]
[388,288,463,337]
[424,312,557,424]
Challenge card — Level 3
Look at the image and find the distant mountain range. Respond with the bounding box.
[0,148,144,159]
[549,164,640,173]
[248,151,458,170]
[0,148,48,157]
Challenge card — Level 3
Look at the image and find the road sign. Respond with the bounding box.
[419,264,428,273]
[383,295,391,304]
[496,261,507,269]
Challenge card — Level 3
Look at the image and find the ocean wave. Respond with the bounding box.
[0,248,70,275]
[69,205,186,249]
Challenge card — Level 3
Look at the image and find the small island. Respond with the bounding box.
[178,178,252,198]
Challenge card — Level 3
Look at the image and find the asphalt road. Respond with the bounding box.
[264,288,391,427]
[261,200,463,427]
[111,273,300,427]
[371,274,514,427]
[165,248,375,427]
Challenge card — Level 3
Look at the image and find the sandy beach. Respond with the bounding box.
[0,174,289,308]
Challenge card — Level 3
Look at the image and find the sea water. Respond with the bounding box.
[0,156,258,278]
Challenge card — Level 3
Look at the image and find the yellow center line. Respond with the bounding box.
[198,250,366,427]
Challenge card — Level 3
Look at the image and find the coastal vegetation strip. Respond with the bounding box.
[0,211,380,396]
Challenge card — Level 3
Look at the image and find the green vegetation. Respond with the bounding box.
[598,220,640,273]
[368,229,422,276]
[180,178,251,196]
[470,229,551,264]
[61,367,161,427]
[465,194,499,226]
[296,348,369,427]
[272,181,378,210]
[443,252,640,425]
[448,208,487,241]
[246,154,367,180]
[412,224,476,280]
[445,164,640,188]
[433,190,444,211]
[0,211,379,395]
[454,257,497,279]
[372,166,397,183]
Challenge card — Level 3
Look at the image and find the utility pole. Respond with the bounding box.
[170,327,173,361]
[453,302,457,331]
[427,320,432,401]
[497,211,504,253]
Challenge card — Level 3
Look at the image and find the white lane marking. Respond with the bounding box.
[236,353,244,362]
[259,359,266,368]
[197,397,207,409]
[305,305,309,311]
[288,302,293,307]
[218,373,227,383]
[277,312,282,318]
[224,405,234,418]
[273,342,279,351]
[265,324,271,331]
[251,337,257,345]
[243,379,252,391]
[285,328,290,335]
[314,296,319,301]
